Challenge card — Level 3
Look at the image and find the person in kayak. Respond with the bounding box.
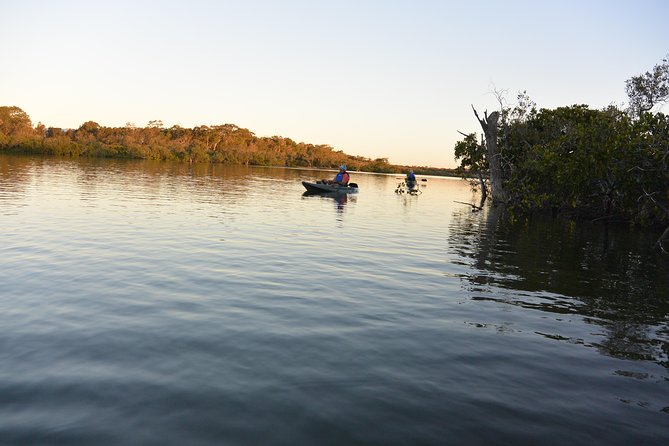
[325,165,350,186]
[406,170,416,183]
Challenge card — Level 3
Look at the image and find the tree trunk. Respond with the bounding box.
[473,107,508,203]
[478,171,487,207]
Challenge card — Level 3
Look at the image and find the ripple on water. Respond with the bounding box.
[0,157,667,445]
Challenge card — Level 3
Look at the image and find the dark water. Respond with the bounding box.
[1,155,667,445]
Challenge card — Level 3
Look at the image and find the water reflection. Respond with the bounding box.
[448,203,669,367]
[333,193,349,211]
[2,156,667,443]
[0,155,32,212]
[302,191,356,220]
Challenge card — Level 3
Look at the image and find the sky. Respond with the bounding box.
[1,0,667,168]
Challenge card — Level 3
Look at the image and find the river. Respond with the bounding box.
[1,155,667,445]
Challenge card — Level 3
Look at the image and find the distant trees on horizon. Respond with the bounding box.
[0,106,456,176]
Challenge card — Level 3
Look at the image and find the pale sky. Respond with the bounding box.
[1,0,667,168]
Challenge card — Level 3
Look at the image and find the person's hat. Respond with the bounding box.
[340,165,346,170]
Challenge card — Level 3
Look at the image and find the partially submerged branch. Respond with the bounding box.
[454,200,484,211]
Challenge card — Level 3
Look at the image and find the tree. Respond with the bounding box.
[625,54,669,117]
[455,91,537,206]
[472,107,508,203]
[77,121,101,135]
[454,131,487,200]
[0,106,33,140]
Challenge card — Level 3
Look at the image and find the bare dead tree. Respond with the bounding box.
[472,106,508,203]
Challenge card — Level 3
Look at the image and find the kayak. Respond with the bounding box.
[302,181,359,194]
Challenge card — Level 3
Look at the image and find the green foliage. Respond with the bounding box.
[454,97,669,227]
[625,54,669,117]
[453,55,669,227]
[454,133,485,174]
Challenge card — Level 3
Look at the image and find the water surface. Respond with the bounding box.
[1,156,667,445]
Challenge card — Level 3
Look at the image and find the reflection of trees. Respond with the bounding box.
[0,156,329,217]
[448,204,669,367]
[0,155,34,208]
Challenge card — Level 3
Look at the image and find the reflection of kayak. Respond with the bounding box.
[302,181,359,194]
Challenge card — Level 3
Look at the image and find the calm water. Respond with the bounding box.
[1,155,668,445]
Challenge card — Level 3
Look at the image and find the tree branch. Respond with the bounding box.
[640,187,669,216]
[454,200,483,211]
[471,105,485,127]
[656,226,669,254]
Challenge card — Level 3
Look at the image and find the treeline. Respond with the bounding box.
[455,55,669,230]
[0,107,456,176]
